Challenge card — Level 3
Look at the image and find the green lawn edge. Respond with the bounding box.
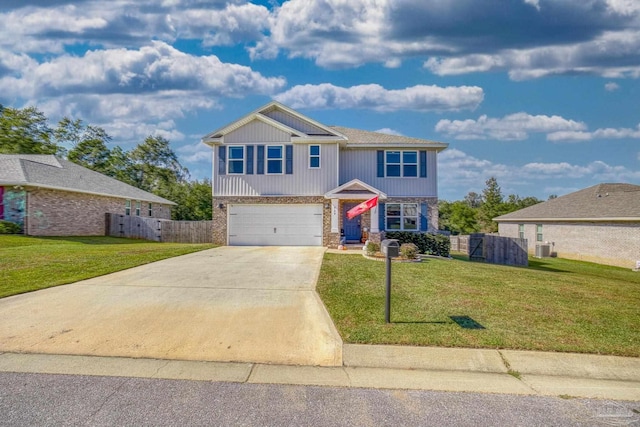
[0,235,215,298]
[317,252,640,357]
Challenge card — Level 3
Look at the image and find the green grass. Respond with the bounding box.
[0,235,214,298]
[317,253,640,357]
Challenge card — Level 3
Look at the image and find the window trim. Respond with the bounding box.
[385,150,418,178]
[266,144,284,175]
[125,199,131,216]
[148,203,153,217]
[135,200,141,216]
[518,224,525,240]
[385,203,419,231]
[227,145,245,175]
[536,224,543,242]
[309,144,321,169]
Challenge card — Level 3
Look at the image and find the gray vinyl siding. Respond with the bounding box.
[339,148,438,197]
[225,120,290,143]
[215,143,339,196]
[263,110,330,135]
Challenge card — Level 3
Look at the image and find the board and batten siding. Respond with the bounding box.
[214,142,339,196]
[263,110,329,135]
[339,148,438,197]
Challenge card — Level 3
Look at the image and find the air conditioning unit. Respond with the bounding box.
[535,244,551,258]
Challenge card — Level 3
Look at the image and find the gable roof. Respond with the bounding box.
[494,183,640,222]
[331,126,448,150]
[0,154,175,205]
[324,179,387,200]
[201,101,347,145]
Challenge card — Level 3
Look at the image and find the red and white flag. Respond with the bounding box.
[346,195,379,219]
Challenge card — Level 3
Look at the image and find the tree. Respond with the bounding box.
[477,177,504,232]
[58,117,113,174]
[464,191,482,208]
[0,106,63,155]
[169,179,213,220]
[129,135,189,196]
[439,200,479,235]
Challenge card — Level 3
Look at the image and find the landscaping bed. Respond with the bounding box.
[316,253,640,357]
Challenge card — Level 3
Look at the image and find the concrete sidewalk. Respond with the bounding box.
[1,345,638,401]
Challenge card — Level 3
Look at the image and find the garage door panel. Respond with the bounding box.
[229,204,323,246]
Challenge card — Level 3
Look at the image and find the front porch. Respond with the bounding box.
[324,179,386,248]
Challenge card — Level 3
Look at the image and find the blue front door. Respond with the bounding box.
[343,203,361,242]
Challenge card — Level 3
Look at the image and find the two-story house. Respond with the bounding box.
[202,102,448,247]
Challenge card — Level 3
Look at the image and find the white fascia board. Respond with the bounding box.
[202,113,308,146]
[261,101,348,140]
[346,143,449,151]
[325,193,388,200]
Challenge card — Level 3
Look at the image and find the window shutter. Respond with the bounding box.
[379,203,385,231]
[420,202,428,231]
[420,150,427,178]
[218,146,226,175]
[257,145,265,174]
[377,150,384,177]
[285,145,293,174]
[246,146,254,175]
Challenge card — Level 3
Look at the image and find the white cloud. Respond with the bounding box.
[274,83,484,112]
[605,82,620,91]
[523,0,541,11]
[547,124,640,141]
[435,112,586,140]
[439,148,640,199]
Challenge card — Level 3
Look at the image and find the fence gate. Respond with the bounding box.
[468,233,485,261]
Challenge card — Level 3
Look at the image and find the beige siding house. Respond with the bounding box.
[494,183,640,269]
[0,154,174,236]
[202,101,448,247]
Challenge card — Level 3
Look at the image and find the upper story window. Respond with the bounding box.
[309,145,320,168]
[125,199,131,216]
[518,224,525,239]
[228,146,245,174]
[386,150,418,177]
[386,203,418,231]
[267,145,283,174]
[536,224,543,242]
[135,201,141,216]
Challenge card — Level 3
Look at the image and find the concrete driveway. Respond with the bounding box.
[0,247,342,366]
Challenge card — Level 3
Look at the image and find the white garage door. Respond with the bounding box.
[228,204,323,246]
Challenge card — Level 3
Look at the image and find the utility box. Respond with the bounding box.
[535,244,551,258]
[381,239,400,258]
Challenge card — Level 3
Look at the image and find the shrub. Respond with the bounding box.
[400,243,419,259]
[384,231,450,257]
[365,241,380,256]
[0,220,22,234]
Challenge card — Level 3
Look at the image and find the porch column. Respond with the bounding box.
[370,203,379,233]
[330,198,339,233]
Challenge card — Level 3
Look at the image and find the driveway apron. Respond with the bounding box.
[0,247,342,366]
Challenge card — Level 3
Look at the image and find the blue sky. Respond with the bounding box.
[1,0,639,201]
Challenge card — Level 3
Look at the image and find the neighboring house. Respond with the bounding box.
[202,101,448,247]
[494,183,640,269]
[0,154,175,236]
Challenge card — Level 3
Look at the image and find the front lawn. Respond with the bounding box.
[317,254,640,357]
[0,235,214,298]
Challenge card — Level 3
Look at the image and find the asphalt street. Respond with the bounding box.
[1,372,638,427]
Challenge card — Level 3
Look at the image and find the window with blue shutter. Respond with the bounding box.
[377,150,384,177]
[246,146,254,175]
[378,203,385,231]
[285,145,293,174]
[420,151,427,178]
[257,145,265,174]
[420,203,428,231]
[218,146,226,175]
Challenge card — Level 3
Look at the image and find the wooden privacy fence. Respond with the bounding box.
[467,233,528,267]
[449,235,469,252]
[105,213,213,243]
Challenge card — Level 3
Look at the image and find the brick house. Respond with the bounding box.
[494,183,640,269]
[202,101,448,247]
[0,154,175,236]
